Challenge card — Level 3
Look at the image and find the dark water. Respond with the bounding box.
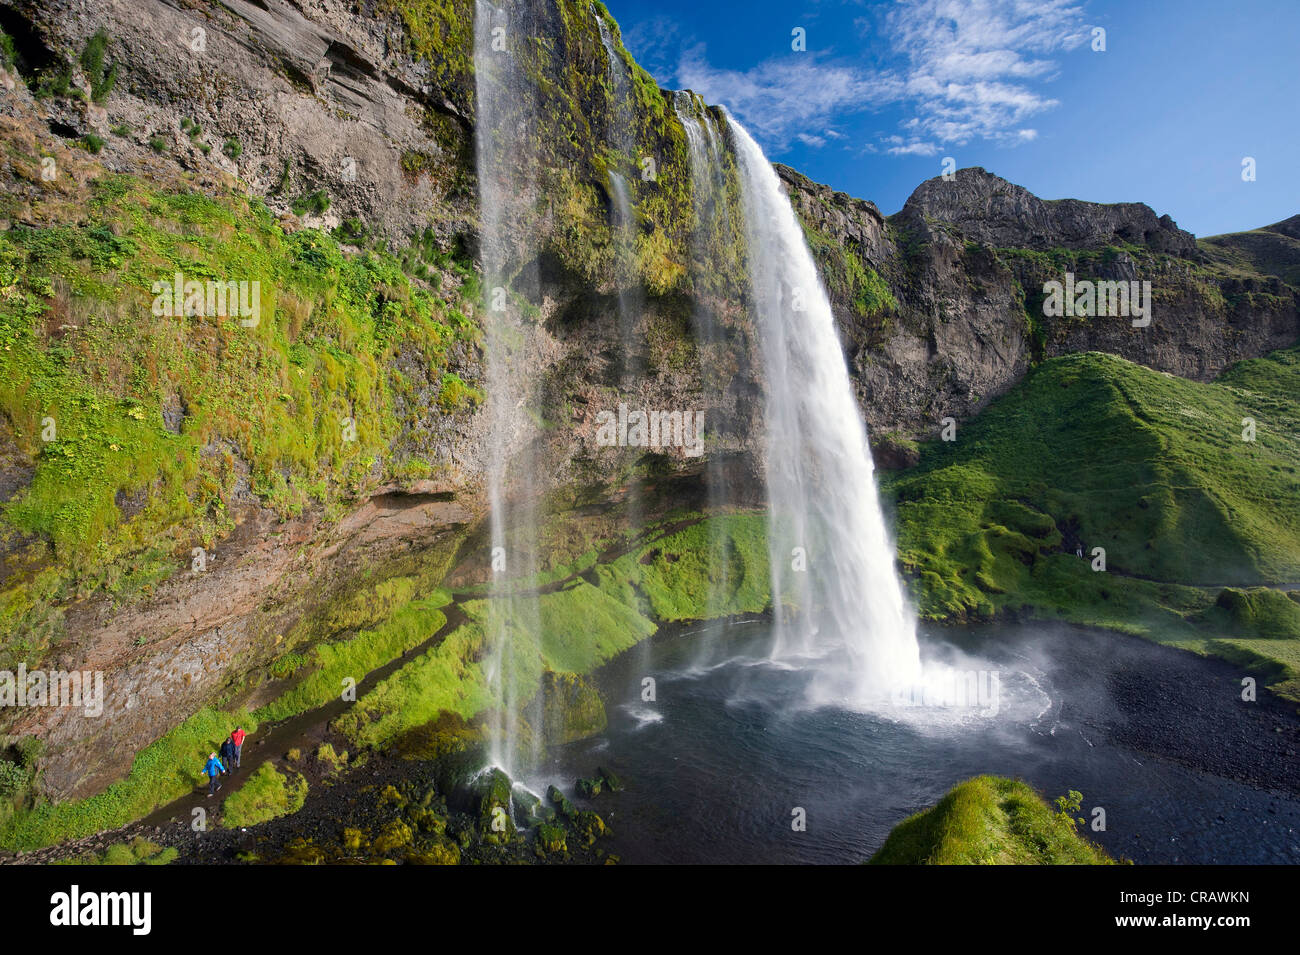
[529,620,1300,864]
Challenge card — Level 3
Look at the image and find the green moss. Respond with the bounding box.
[290,189,330,217]
[596,513,771,622]
[54,835,176,866]
[436,371,482,411]
[221,762,307,828]
[869,776,1115,865]
[535,821,567,854]
[315,742,348,776]
[254,596,450,724]
[800,221,896,322]
[333,512,768,752]
[382,0,474,107]
[0,157,480,665]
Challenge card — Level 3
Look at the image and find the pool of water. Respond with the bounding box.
[528,619,1300,864]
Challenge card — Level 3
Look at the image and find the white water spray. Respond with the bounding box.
[728,116,922,704]
[675,94,735,633]
[474,0,543,774]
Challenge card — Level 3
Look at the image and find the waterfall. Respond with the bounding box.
[727,116,923,704]
[675,93,735,629]
[597,16,646,533]
[474,0,543,773]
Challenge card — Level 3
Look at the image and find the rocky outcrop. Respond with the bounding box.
[897,166,1198,256]
[786,166,1300,441]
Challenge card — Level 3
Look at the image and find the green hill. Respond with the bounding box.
[868,776,1115,865]
[884,347,1300,699]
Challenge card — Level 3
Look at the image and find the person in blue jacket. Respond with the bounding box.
[203,752,225,796]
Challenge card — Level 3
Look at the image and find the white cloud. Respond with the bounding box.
[675,44,903,150]
[883,0,1089,146]
[887,140,942,156]
[622,16,683,82]
[630,0,1088,157]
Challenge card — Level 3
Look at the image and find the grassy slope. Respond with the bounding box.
[334,512,770,750]
[221,762,307,828]
[869,775,1114,865]
[0,134,481,670]
[883,347,1300,698]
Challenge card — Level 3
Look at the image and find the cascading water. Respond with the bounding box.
[597,15,646,534]
[474,0,544,774]
[675,93,736,632]
[727,116,923,704]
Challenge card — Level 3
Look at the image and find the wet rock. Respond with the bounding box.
[597,766,623,793]
[571,810,606,847]
[474,768,516,844]
[534,822,567,855]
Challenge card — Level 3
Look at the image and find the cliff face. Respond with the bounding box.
[786,165,1300,442]
[0,0,762,800]
[0,0,1295,815]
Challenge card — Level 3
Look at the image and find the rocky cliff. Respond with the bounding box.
[784,164,1299,447]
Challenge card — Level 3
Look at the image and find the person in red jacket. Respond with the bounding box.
[230,726,246,771]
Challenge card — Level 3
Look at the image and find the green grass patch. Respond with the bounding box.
[883,347,1300,692]
[253,594,450,724]
[54,835,176,866]
[886,349,1300,612]
[221,762,307,828]
[869,775,1115,865]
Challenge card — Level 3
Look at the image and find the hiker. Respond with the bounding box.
[219,736,236,774]
[230,726,246,770]
[203,752,225,796]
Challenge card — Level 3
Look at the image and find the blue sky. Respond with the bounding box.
[607,0,1299,237]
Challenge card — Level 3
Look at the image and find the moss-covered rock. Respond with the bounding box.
[535,822,567,855]
[571,810,606,846]
[372,818,415,855]
[869,775,1115,865]
[475,767,517,844]
[539,671,607,745]
[221,763,307,829]
[405,839,461,865]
